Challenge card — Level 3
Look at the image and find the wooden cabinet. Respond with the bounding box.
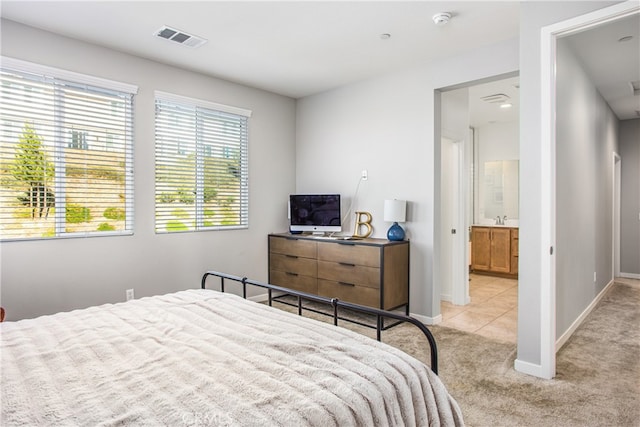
[471,226,518,277]
[510,228,519,275]
[268,234,409,311]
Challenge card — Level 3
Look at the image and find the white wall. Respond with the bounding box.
[295,37,519,323]
[517,0,620,374]
[555,38,619,336]
[0,20,296,320]
[475,121,520,221]
[476,122,520,163]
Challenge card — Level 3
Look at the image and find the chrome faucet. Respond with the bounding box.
[495,215,507,225]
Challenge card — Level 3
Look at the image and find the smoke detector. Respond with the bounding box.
[432,12,452,26]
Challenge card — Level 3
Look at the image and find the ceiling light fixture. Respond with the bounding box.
[432,12,452,26]
[618,35,633,42]
[380,33,391,40]
[500,103,513,109]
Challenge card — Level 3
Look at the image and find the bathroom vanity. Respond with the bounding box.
[471,225,518,277]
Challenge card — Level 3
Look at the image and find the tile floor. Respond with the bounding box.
[440,274,518,343]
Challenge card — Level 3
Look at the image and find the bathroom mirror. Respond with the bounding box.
[482,160,519,220]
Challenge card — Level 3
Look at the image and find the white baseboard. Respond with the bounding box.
[514,359,552,379]
[411,312,441,325]
[619,272,640,280]
[251,292,443,326]
[555,278,615,351]
[248,293,269,303]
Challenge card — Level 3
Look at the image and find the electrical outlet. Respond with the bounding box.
[361,169,368,180]
[126,288,134,301]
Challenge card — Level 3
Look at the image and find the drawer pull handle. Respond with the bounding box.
[286,255,299,259]
[338,281,355,287]
[286,272,299,276]
[339,262,356,267]
[338,242,356,246]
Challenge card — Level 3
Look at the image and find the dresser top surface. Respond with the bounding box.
[269,233,408,247]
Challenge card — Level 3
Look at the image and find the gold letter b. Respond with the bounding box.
[353,211,373,238]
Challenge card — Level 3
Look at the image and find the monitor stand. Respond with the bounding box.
[312,231,326,237]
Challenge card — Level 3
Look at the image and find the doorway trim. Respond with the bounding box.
[451,137,468,306]
[538,0,639,379]
[613,152,621,279]
[438,72,519,313]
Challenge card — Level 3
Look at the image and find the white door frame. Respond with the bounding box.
[452,138,469,305]
[440,136,467,306]
[613,153,621,279]
[539,0,639,379]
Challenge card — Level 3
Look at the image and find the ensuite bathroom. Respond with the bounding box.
[440,75,520,343]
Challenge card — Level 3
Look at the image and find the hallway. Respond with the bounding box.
[440,274,518,343]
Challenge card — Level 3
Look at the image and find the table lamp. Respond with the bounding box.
[384,199,406,241]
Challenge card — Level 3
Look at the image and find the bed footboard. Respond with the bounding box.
[201,270,438,374]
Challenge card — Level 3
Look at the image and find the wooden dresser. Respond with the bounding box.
[268,233,409,312]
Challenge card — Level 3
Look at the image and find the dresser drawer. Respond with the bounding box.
[270,253,317,276]
[269,236,317,258]
[317,242,380,267]
[269,270,317,294]
[268,233,409,313]
[317,279,379,308]
[317,260,380,289]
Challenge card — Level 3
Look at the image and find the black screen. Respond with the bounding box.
[289,194,341,226]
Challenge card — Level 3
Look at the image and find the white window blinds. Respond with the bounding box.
[154,92,250,233]
[0,58,136,240]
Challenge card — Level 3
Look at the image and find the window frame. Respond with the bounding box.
[154,91,251,234]
[0,57,138,241]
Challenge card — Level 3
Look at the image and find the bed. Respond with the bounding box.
[1,271,464,426]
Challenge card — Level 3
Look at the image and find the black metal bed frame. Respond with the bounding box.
[201,270,438,374]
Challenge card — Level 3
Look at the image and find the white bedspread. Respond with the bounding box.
[1,289,463,426]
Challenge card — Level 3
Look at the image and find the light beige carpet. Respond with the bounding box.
[273,281,640,426]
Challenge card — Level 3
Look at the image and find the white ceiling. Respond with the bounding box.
[468,76,520,127]
[1,1,638,121]
[0,1,520,98]
[564,13,640,120]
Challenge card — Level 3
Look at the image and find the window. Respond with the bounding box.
[0,58,136,240]
[69,130,88,150]
[154,92,250,233]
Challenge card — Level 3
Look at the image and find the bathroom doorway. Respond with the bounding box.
[438,74,520,343]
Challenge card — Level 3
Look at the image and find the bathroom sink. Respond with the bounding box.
[473,219,519,227]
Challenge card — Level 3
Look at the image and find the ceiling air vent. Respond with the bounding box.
[480,93,511,104]
[630,80,640,96]
[154,26,207,48]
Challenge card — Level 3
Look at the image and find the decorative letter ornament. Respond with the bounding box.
[353,211,373,238]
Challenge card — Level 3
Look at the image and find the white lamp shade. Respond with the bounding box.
[384,199,406,223]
